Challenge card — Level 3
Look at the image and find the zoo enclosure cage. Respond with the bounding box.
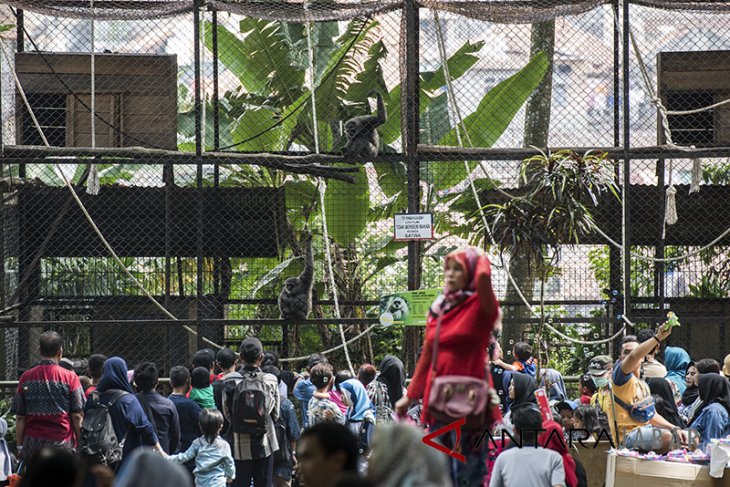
[0,0,728,379]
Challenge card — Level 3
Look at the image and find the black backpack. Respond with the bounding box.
[230,370,269,436]
[273,413,292,466]
[80,390,128,467]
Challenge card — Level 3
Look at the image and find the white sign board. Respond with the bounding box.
[394,213,434,241]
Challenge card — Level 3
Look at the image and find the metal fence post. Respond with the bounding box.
[194,0,205,348]
[405,0,421,373]
[622,0,632,318]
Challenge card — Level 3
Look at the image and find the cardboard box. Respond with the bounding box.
[606,453,730,487]
[572,441,611,487]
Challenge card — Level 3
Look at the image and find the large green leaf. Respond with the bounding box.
[346,40,389,105]
[312,22,341,83]
[202,22,249,86]
[285,179,318,211]
[248,256,301,298]
[421,40,484,92]
[373,161,406,198]
[379,40,484,146]
[424,52,550,190]
[230,108,285,152]
[313,18,379,125]
[420,92,450,145]
[203,20,305,105]
[324,163,369,246]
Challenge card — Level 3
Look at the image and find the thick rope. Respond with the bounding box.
[317,181,355,373]
[433,12,626,345]
[279,323,379,363]
[590,220,730,263]
[303,12,355,374]
[0,41,223,350]
[87,0,99,195]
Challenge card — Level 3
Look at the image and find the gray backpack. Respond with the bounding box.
[230,370,270,436]
[80,390,128,466]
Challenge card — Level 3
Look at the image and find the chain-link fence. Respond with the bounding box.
[0,0,729,380]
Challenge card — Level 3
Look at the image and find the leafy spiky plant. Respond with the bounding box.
[482,149,619,367]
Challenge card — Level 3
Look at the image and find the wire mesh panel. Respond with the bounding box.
[0,0,728,380]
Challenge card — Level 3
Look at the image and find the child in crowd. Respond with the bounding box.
[192,349,216,384]
[578,373,597,405]
[330,369,353,415]
[308,363,345,425]
[572,405,601,441]
[511,342,537,376]
[555,400,577,427]
[166,408,235,487]
[493,341,537,377]
[190,366,216,409]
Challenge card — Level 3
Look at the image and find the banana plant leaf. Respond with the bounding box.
[423,51,550,190]
[324,162,370,246]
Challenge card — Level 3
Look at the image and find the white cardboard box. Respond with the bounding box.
[606,453,729,487]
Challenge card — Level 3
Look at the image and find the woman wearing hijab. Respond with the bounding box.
[395,248,500,486]
[114,448,193,487]
[367,423,451,487]
[501,371,537,434]
[86,357,163,464]
[338,377,376,465]
[682,362,700,410]
[509,373,537,411]
[539,368,568,403]
[377,355,405,409]
[647,377,685,428]
[538,421,585,487]
[690,373,730,449]
[664,346,691,401]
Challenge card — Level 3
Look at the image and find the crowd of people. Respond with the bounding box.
[7,247,730,487]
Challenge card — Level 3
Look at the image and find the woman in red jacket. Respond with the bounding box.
[395,247,500,486]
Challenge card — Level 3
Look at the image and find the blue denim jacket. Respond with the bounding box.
[168,436,235,487]
[693,402,730,450]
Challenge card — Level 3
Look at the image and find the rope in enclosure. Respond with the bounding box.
[298,6,356,372]
[433,11,627,345]
[87,0,99,195]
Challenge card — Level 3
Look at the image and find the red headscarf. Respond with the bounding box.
[431,247,489,316]
[539,420,578,487]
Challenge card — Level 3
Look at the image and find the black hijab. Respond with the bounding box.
[510,372,537,412]
[647,377,684,428]
[682,361,700,407]
[692,373,730,425]
[377,355,405,408]
[682,385,699,407]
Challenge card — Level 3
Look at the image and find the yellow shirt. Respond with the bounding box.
[591,372,651,444]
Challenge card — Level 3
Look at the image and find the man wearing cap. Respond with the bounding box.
[588,355,613,393]
[222,337,280,487]
[609,327,689,451]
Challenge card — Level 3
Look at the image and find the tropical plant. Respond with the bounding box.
[461,150,620,366]
[188,16,554,362]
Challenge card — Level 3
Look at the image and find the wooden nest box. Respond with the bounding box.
[15,52,176,149]
[658,50,730,147]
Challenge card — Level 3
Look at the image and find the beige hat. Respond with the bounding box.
[722,354,730,377]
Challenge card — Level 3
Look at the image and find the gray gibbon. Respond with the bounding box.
[344,90,387,160]
[278,232,314,321]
